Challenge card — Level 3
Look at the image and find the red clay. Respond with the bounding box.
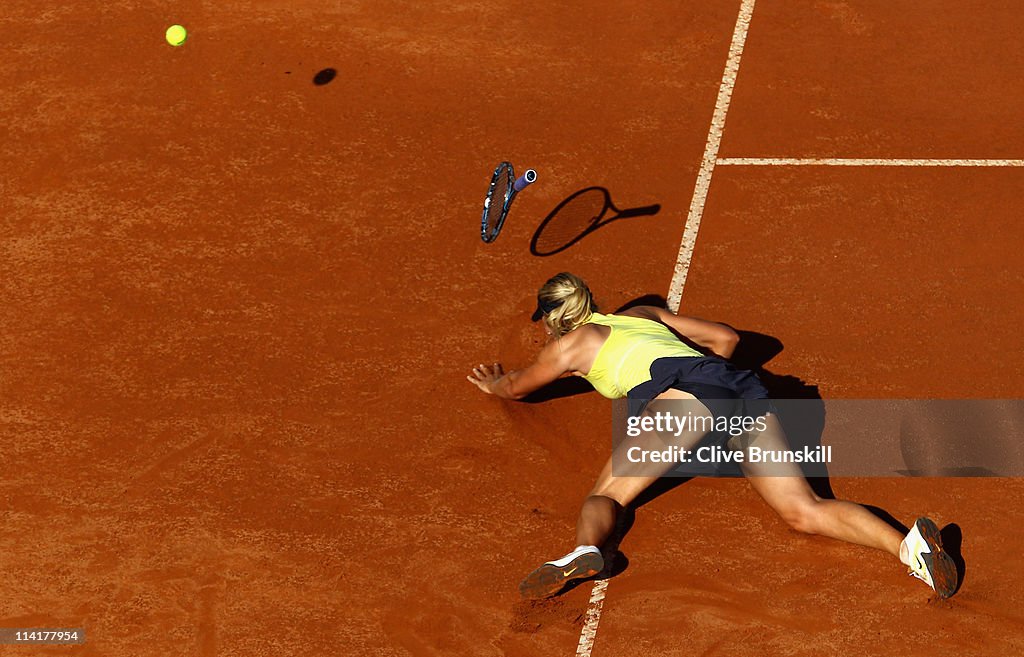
[1,1,1022,656]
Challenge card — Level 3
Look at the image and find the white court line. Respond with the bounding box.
[666,0,758,313]
[574,579,609,657]
[717,157,1024,166]
[573,3,759,657]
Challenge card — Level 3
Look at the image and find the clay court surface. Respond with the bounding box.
[2,1,1023,655]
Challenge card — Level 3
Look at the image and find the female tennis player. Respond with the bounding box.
[467,273,958,600]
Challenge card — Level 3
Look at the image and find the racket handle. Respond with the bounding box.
[513,169,537,193]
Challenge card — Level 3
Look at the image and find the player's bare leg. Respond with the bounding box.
[520,390,711,598]
[740,413,958,597]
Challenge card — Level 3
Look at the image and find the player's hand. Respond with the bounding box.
[467,363,505,394]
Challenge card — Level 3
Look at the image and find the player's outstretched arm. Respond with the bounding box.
[467,340,572,400]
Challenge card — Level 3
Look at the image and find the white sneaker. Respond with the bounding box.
[902,517,958,598]
[519,545,604,599]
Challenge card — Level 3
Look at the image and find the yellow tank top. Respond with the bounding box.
[580,312,702,399]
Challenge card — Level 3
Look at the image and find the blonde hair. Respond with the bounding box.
[538,272,597,338]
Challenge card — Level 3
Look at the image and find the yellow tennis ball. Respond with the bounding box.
[165,24,187,47]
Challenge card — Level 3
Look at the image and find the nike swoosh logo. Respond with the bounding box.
[562,566,578,577]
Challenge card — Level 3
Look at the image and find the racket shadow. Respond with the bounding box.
[530,187,661,256]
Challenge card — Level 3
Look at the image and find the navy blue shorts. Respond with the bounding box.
[623,356,773,475]
[625,356,772,422]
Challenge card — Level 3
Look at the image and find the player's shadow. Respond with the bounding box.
[940,523,966,596]
[530,187,660,256]
[521,377,593,403]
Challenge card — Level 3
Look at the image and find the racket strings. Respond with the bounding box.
[483,168,512,239]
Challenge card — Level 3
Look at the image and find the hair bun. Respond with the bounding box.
[536,272,597,337]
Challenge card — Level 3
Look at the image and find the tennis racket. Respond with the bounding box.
[480,162,537,243]
[530,186,660,256]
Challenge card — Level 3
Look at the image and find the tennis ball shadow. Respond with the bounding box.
[313,68,337,86]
